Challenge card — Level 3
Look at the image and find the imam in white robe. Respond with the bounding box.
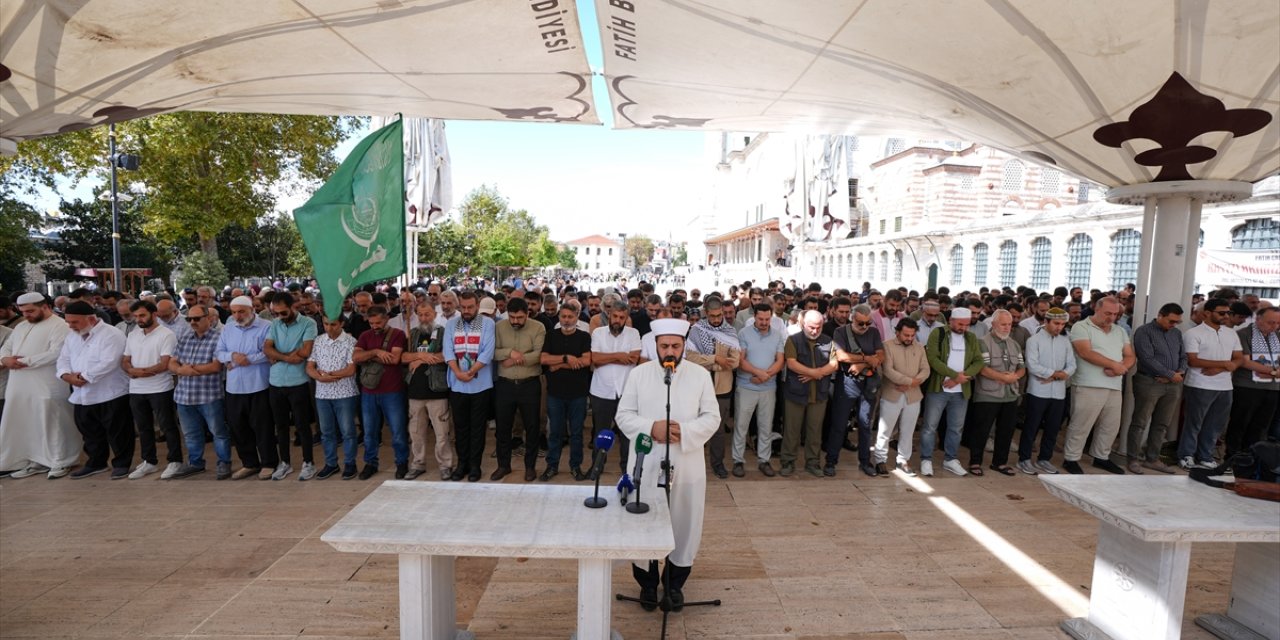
[0,316,79,469]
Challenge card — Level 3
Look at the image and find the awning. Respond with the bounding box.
[0,0,598,146]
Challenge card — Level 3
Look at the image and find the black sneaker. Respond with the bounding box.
[70,466,108,479]
[342,464,358,480]
[539,467,558,482]
[1062,460,1084,475]
[450,468,467,481]
[358,465,378,480]
[571,466,587,481]
[823,464,836,477]
[731,462,745,478]
[395,463,408,479]
[1091,458,1125,475]
[467,469,482,482]
[711,464,729,479]
[316,464,340,480]
[110,466,130,480]
[860,463,878,477]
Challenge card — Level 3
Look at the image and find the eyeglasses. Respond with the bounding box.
[185,316,206,322]
[854,321,871,328]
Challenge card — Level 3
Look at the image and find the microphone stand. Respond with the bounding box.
[615,359,721,639]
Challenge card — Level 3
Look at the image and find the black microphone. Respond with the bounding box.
[662,357,676,385]
[584,430,614,509]
[626,433,653,514]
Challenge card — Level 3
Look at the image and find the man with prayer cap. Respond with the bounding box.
[57,300,133,479]
[0,293,80,478]
[918,306,984,477]
[616,317,721,613]
[217,295,275,480]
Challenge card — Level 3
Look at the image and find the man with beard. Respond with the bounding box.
[0,294,79,478]
[265,292,318,481]
[1125,303,1185,474]
[1225,307,1280,458]
[684,296,740,479]
[122,300,185,479]
[443,291,496,482]
[1178,298,1241,470]
[871,290,904,340]
[916,300,946,345]
[493,297,546,481]
[354,306,410,479]
[617,318,721,613]
[1019,308,1076,475]
[540,302,593,481]
[822,296,851,339]
[829,304,885,477]
[967,310,1026,476]
[1020,298,1050,335]
[875,318,930,476]
[170,304,231,479]
[57,301,133,479]
[401,303,456,481]
[734,288,767,331]
[217,296,275,480]
[344,291,374,339]
[591,301,642,474]
[781,311,839,477]
[919,308,984,477]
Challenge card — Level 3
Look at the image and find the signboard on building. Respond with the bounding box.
[1198,248,1280,286]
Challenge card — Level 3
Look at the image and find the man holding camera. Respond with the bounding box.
[828,303,885,477]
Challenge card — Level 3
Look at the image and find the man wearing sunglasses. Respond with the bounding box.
[828,303,885,477]
[170,304,231,479]
[1178,298,1242,470]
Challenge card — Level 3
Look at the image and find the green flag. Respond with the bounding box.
[294,119,405,319]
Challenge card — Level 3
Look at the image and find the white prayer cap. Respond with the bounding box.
[230,295,254,309]
[16,292,45,305]
[651,318,690,338]
[951,308,972,320]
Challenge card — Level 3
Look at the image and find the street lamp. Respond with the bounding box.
[107,123,140,291]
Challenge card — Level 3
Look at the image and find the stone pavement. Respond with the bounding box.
[0,434,1236,639]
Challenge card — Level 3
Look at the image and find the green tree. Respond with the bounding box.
[0,193,44,291]
[44,194,177,284]
[3,112,357,258]
[557,246,579,270]
[417,221,471,274]
[624,235,654,269]
[529,232,560,267]
[177,251,230,290]
[672,244,689,267]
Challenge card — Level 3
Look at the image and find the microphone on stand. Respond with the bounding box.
[584,430,614,509]
[662,357,676,385]
[626,433,653,514]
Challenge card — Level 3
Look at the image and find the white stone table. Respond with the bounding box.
[322,481,673,640]
[1040,475,1280,640]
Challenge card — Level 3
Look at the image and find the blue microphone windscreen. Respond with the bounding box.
[595,429,615,451]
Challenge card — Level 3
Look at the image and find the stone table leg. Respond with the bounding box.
[573,558,622,640]
[1062,521,1191,640]
[1195,542,1279,640]
[399,554,473,640]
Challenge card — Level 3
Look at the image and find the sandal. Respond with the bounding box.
[990,465,1016,476]
[969,465,984,476]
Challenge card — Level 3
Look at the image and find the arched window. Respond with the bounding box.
[999,240,1017,288]
[868,253,876,283]
[950,244,964,285]
[837,254,844,279]
[973,243,989,287]
[894,249,904,282]
[1110,229,1141,290]
[1029,237,1051,290]
[857,253,864,279]
[1231,218,1280,250]
[1040,168,1060,194]
[880,250,889,282]
[1066,233,1092,289]
[1002,160,1024,192]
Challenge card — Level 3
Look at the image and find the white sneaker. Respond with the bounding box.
[10,464,49,479]
[1194,459,1219,470]
[921,460,934,477]
[159,462,182,480]
[298,462,317,481]
[942,459,968,476]
[128,461,158,479]
[46,467,70,479]
[271,462,292,481]
[1178,456,1196,470]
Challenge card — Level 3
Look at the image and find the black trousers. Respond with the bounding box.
[589,394,629,473]
[75,395,134,470]
[131,390,181,465]
[450,389,492,475]
[269,383,314,465]
[227,390,274,469]
[967,400,1018,467]
[1225,386,1279,458]
[494,377,542,470]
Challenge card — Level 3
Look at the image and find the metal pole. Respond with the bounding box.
[109,124,123,291]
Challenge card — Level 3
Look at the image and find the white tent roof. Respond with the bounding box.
[594,0,1279,187]
[0,0,598,144]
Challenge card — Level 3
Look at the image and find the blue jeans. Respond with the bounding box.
[176,400,229,467]
[826,377,875,467]
[317,395,360,468]
[362,391,409,467]
[546,394,587,470]
[1178,386,1232,462]
[920,392,968,462]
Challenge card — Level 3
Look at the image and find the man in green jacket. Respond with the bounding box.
[918,308,984,477]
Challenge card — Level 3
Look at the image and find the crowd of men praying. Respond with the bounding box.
[0,277,1276,484]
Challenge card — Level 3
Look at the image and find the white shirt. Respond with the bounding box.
[1019,316,1043,335]
[56,321,130,405]
[589,325,641,399]
[309,332,359,399]
[1184,322,1242,391]
[944,332,967,393]
[124,324,177,394]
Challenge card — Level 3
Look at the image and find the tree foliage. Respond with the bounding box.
[0,193,44,291]
[417,185,560,276]
[2,112,358,257]
[177,251,230,290]
[557,246,579,270]
[44,193,177,284]
[624,235,655,269]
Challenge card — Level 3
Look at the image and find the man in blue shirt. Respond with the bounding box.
[265,292,317,481]
[443,290,495,482]
[216,296,274,480]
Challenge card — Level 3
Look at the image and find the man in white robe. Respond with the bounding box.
[616,318,720,612]
[0,293,78,478]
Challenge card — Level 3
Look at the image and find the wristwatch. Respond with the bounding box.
[562,355,568,364]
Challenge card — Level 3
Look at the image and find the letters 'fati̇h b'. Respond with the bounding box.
[295,119,407,319]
